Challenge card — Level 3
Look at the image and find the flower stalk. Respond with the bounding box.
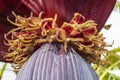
[0,63,7,80]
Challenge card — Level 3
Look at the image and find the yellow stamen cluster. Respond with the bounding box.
[4,12,111,70]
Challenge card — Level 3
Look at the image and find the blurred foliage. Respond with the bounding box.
[95,47,120,80]
[0,63,7,80]
[114,1,120,12]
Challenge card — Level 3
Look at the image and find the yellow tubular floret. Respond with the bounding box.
[7,17,23,27]
[38,11,44,20]
[4,12,109,70]
[52,14,57,29]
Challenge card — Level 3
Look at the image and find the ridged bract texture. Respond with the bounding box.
[15,43,98,80]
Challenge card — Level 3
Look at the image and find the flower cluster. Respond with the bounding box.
[4,12,109,70]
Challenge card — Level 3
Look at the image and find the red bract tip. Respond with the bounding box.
[70,13,85,24]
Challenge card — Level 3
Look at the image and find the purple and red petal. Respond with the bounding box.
[62,25,74,36]
[83,27,97,35]
[70,32,84,38]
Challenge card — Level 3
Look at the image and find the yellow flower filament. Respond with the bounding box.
[4,12,110,70]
